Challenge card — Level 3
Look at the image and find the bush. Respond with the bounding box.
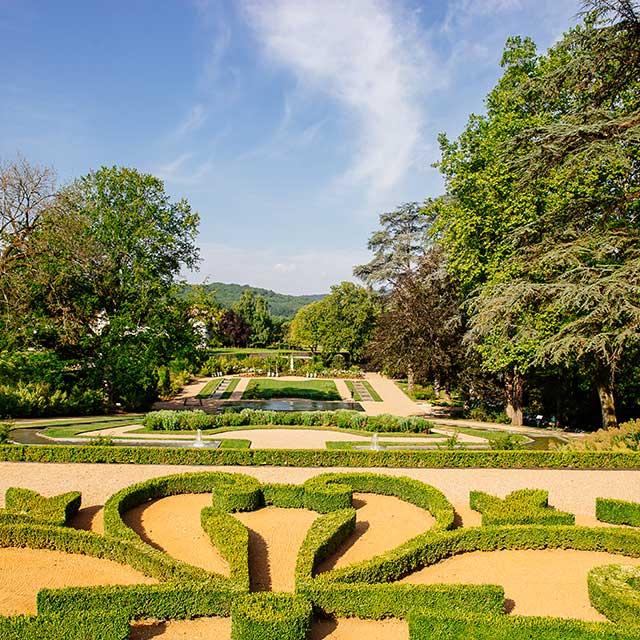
[0,612,130,640]
[0,422,11,444]
[469,489,575,526]
[588,564,640,625]
[564,419,640,452]
[0,488,81,526]
[408,611,640,639]
[143,409,434,434]
[231,593,312,640]
[596,498,640,527]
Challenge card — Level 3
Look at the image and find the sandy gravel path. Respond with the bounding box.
[361,373,420,416]
[4,463,639,521]
[401,549,640,621]
[318,493,435,573]
[310,618,409,639]
[123,493,229,575]
[0,547,155,615]
[234,506,318,591]
[130,617,231,639]
[230,376,250,400]
[333,379,352,401]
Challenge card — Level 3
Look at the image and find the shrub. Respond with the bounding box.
[408,611,640,639]
[596,498,640,527]
[142,409,434,434]
[0,612,130,640]
[262,483,306,508]
[231,593,312,640]
[0,488,81,526]
[0,422,11,444]
[588,564,640,625]
[469,489,575,526]
[564,419,640,452]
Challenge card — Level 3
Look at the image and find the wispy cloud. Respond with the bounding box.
[175,103,207,136]
[156,152,214,186]
[242,0,435,197]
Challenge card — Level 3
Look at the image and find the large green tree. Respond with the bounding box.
[3,166,201,409]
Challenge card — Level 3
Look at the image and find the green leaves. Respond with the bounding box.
[470,489,575,526]
[0,488,81,526]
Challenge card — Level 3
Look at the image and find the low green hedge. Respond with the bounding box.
[0,488,81,526]
[262,483,306,508]
[231,593,312,640]
[304,473,455,530]
[201,507,250,590]
[296,508,356,583]
[596,498,640,527]
[469,489,575,526]
[144,408,433,433]
[6,443,640,469]
[37,583,240,621]
[408,611,640,639]
[588,564,640,625]
[318,524,640,585]
[212,474,262,512]
[0,612,129,640]
[304,583,505,619]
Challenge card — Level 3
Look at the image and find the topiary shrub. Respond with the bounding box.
[302,476,353,513]
[0,488,81,526]
[588,564,640,625]
[470,489,575,526]
[212,475,262,513]
[231,593,312,640]
[596,498,640,527]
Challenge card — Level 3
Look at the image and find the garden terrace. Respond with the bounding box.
[2,469,640,638]
[242,379,342,401]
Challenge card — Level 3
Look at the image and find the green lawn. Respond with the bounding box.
[395,380,437,401]
[438,424,529,447]
[196,378,223,399]
[218,439,251,449]
[219,377,240,399]
[242,378,341,401]
[326,436,442,450]
[345,380,382,402]
[38,417,141,439]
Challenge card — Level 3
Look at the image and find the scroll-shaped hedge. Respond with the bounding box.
[470,489,575,526]
[588,564,640,625]
[295,508,356,584]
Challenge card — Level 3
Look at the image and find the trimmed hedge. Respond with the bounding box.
[304,583,505,619]
[469,489,575,526]
[144,408,433,434]
[596,498,640,527]
[318,524,640,585]
[262,483,306,508]
[296,508,356,583]
[212,475,262,513]
[0,488,81,526]
[588,564,640,625]
[0,612,129,640]
[304,473,455,530]
[408,611,640,639]
[231,593,312,640]
[6,443,640,469]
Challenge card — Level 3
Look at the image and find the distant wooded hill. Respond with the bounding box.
[186,282,325,319]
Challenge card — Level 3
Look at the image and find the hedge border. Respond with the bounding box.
[588,564,640,625]
[4,443,640,469]
[596,498,640,527]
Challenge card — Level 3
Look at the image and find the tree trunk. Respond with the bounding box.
[596,373,617,430]
[505,369,524,427]
[407,366,415,396]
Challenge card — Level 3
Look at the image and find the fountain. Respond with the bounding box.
[193,429,206,448]
[370,432,382,451]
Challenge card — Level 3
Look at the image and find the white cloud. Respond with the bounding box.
[242,0,435,197]
[187,242,370,294]
[156,153,214,185]
[175,103,207,136]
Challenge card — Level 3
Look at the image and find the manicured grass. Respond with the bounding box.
[440,425,529,446]
[326,438,479,451]
[220,377,240,399]
[42,419,141,439]
[345,380,382,402]
[242,378,341,401]
[196,378,223,399]
[218,439,251,449]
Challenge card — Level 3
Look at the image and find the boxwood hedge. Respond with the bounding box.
[5,443,640,469]
[596,498,640,527]
[588,564,640,625]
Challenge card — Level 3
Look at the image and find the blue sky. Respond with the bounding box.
[1,0,579,294]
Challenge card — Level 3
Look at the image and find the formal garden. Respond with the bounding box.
[2,471,640,639]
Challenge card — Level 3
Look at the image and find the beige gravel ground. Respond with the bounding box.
[130,617,231,639]
[0,548,156,615]
[318,493,434,573]
[123,493,229,575]
[234,506,318,591]
[401,549,640,621]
